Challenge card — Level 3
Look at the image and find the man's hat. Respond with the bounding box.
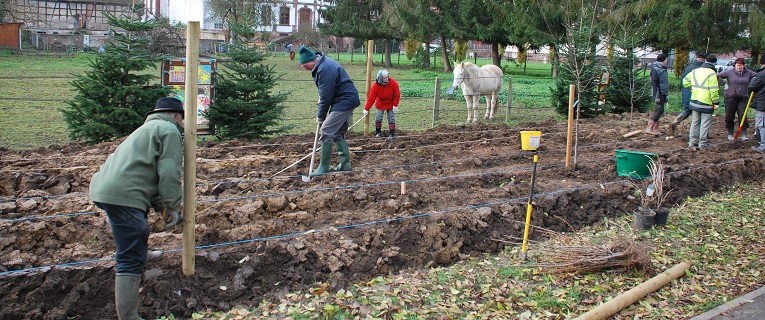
[299,46,317,64]
[148,97,184,116]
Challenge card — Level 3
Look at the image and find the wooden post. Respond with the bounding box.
[182,21,199,276]
[400,182,406,195]
[565,84,575,169]
[364,39,374,136]
[433,77,441,127]
[505,76,512,123]
[575,262,691,320]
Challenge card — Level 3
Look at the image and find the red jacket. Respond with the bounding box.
[364,77,400,111]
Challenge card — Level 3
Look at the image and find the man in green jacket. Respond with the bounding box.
[683,55,720,150]
[89,97,185,320]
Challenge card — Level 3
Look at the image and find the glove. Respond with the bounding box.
[317,117,324,123]
[393,106,399,113]
[363,109,369,117]
[655,97,661,103]
[713,104,719,110]
[162,208,182,230]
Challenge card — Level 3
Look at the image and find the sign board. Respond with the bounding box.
[161,58,216,134]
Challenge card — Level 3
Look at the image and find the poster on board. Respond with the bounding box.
[161,58,216,134]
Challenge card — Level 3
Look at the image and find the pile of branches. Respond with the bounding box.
[535,237,655,275]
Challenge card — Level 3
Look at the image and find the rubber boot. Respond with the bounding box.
[388,129,395,140]
[645,119,655,134]
[333,140,351,171]
[651,120,663,135]
[375,121,382,138]
[310,142,333,176]
[668,121,677,137]
[727,128,735,141]
[115,274,144,320]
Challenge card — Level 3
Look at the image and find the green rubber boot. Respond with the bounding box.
[310,142,333,176]
[334,140,352,171]
[115,273,144,320]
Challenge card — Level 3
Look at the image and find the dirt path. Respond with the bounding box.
[1,114,763,319]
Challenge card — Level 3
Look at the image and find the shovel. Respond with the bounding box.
[734,92,755,140]
[302,121,322,182]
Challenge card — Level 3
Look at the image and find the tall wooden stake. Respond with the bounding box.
[364,39,373,136]
[182,21,199,276]
[565,84,575,169]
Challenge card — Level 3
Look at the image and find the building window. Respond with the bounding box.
[261,6,272,26]
[279,6,290,26]
[214,22,224,29]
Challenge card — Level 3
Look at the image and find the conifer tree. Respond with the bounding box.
[203,20,287,140]
[61,8,168,144]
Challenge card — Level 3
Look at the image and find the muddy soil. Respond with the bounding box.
[1,114,764,319]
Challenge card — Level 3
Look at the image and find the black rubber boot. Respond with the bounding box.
[387,129,395,140]
[115,274,144,320]
[333,140,351,171]
[310,142,333,176]
[375,122,382,138]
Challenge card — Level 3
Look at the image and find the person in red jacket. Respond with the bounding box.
[364,69,401,139]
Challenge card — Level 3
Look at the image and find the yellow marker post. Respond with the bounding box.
[519,131,541,260]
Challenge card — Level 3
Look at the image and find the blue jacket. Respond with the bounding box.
[311,53,360,120]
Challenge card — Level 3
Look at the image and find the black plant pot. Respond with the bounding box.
[635,208,656,230]
[654,207,670,226]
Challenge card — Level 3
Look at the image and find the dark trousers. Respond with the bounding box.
[724,94,750,133]
[94,201,149,275]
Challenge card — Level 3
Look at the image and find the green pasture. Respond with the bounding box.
[0,49,690,150]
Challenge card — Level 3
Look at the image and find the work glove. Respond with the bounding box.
[161,208,182,231]
[655,97,661,103]
[393,106,399,113]
[317,117,324,123]
[363,109,369,117]
[713,104,719,110]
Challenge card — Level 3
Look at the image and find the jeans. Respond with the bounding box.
[689,111,713,148]
[320,109,354,143]
[374,109,396,125]
[724,94,749,134]
[755,110,765,148]
[94,201,149,275]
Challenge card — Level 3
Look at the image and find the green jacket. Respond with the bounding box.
[683,63,720,114]
[89,113,183,212]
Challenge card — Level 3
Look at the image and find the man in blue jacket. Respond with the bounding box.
[299,46,360,176]
[90,97,184,320]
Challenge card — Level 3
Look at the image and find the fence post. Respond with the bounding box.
[505,76,513,123]
[433,77,441,127]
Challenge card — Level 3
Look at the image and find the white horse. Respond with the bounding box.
[452,62,503,123]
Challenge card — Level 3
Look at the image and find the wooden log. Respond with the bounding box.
[575,262,691,320]
[622,130,643,138]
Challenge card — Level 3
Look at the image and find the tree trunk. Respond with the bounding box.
[492,42,502,67]
[422,42,431,69]
[384,38,392,68]
[440,35,452,72]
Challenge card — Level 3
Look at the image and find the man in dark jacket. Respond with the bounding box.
[647,53,669,135]
[299,46,360,175]
[747,55,765,153]
[90,97,184,320]
[670,52,707,136]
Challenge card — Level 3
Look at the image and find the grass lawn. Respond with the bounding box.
[1,49,699,149]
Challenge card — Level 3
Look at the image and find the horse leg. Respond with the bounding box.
[484,95,491,119]
[465,96,473,123]
[489,93,498,119]
[472,96,480,123]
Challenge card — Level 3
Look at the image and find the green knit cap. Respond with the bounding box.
[299,46,316,64]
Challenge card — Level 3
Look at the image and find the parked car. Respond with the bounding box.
[716,59,734,73]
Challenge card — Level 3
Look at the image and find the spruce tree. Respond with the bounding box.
[61,8,168,144]
[203,20,287,140]
[604,49,651,114]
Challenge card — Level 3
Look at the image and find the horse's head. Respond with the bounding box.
[452,62,465,89]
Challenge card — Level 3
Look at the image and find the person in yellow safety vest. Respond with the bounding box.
[683,54,720,151]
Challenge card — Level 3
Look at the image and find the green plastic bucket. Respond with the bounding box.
[615,150,657,179]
